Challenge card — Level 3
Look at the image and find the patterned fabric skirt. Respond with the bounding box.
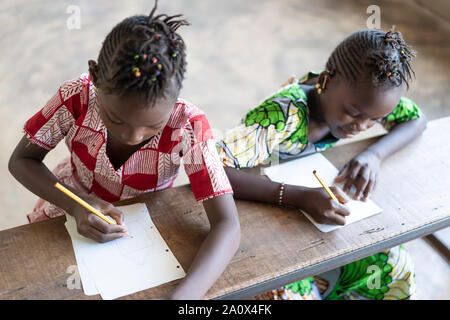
[255,245,415,300]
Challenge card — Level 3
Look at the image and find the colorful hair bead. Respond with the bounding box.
[152,56,158,64]
[143,54,148,60]
[132,67,141,77]
[157,64,162,70]
[172,52,178,58]
[134,54,140,60]
[386,72,392,77]
[155,34,161,40]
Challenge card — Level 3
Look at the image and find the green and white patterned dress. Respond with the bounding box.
[216,72,422,300]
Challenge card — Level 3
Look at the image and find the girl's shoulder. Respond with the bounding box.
[171,98,207,126]
[57,73,92,119]
[59,73,91,102]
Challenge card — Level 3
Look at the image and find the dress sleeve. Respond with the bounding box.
[381,96,423,131]
[182,112,233,202]
[23,76,85,150]
[216,83,309,169]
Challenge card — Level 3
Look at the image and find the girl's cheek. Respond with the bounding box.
[332,112,349,127]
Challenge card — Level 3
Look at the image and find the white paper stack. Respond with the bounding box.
[65,203,186,299]
[263,153,382,232]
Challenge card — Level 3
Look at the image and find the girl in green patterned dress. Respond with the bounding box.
[216,28,427,300]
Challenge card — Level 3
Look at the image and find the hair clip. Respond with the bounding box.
[132,67,141,77]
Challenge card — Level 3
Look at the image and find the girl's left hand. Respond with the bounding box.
[334,150,381,201]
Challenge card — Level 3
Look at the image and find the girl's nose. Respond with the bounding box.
[121,128,144,145]
[356,119,372,131]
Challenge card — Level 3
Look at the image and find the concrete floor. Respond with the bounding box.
[0,0,448,299]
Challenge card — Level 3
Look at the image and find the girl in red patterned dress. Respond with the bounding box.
[8,2,240,300]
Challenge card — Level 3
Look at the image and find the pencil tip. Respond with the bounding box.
[313,170,316,174]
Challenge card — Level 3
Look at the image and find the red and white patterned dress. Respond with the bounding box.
[24,73,233,223]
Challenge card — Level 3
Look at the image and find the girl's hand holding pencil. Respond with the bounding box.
[284,184,351,226]
[56,183,129,243]
[71,194,129,243]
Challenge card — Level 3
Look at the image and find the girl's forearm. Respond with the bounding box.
[168,219,240,299]
[366,116,427,161]
[224,166,307,208]
[224,166,282,203]
[9,157,84,215]
[168,193,241,300]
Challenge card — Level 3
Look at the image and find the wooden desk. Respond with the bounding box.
[1,118,449,300]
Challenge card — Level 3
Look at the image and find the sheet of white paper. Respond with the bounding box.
[263,153,382,232]
[65,203,186,299]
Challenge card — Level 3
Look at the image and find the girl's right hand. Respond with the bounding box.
[286,185,351,225]
[71,195,129,243]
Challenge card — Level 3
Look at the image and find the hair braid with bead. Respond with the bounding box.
[93,0,190,106]
[325,27,416,90]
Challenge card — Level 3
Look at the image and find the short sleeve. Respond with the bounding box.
[381,96,423,131]
[216,83,309,169]
[23,74,89,150]
[181,112,233,202]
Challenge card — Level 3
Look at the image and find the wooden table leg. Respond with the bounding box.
[423,234,450,265]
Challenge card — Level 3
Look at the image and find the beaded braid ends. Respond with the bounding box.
[372,26,416,89]
[325,27,416,90]
[91,0,190,106]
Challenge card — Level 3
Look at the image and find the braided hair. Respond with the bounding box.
[325,27,416,90]
[89,0,190,106]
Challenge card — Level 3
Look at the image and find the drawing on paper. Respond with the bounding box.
[114,220,155,266]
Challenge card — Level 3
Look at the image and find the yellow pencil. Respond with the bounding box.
[312,170,339,202]
[55,182,117,225]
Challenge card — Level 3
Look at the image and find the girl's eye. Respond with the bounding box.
[109,119,124,125]
[345,109,358,118]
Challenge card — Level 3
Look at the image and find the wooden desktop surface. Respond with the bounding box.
[1,117,449,300]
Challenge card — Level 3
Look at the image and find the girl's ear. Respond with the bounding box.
[317,70,333,92]
[88,60,99,87]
